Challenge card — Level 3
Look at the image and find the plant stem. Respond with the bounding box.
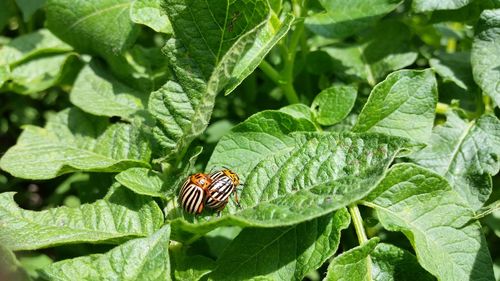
[259,60,283,85]
[349,204,373,281]
[349,204,368,245]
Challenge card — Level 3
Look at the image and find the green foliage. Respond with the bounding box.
[0,0,499,280]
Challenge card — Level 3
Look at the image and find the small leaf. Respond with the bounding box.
[130,0,172,33]
[0,186,163,250]
[353,69,437,144]
[0,244,20,273]
[305,0,402,38]
[70,61,147,119]
[413,0,474,12]
[279,104,318,126]
[325,238,379,281]
[429,51,474,90]
[323,20,417,84]
[0,29,71,66]
[471,9,500,107]
[115,167,166,198]
[46,0,139,58]
[409,112,500,210]
[4,53,77,94]
[210,210,350,281]
[172,252,215,281]
[0,108,151,179]
[371,243,435,281]
[311,85,357,126]
[41,225,171,281]
[364,163,495,281]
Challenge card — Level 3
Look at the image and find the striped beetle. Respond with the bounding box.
[205,169,241,212]
[178,173,213,214]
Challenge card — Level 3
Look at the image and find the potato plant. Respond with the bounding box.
[0,0,499,280]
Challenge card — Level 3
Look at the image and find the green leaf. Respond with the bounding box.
[430,51,474,90]
[323,20,418,84]
[311,85,357,126]
[172,252,215,281]
[279,104,317,124]
[413,0,474,12]
[171,131,411,240]
[325,238,379,281]
[0,29,72,66]
[371,243,435,281]
[471,9,500,107]
[353,69,437,144]
[115,167,166,198]
[210,210,350,281]
[4,53,77,94]
[364,163,494,281]
[0,186,163,251]
[409,112,500,210]
[130,0,172,33]
[207,110,316,177]
[70,61,147,118]
[0,108,151,180]
[15,0,46,22]
[41,225,171,281]
[149,1,293,160]
[46,0,139,58]
[305,0,402,38]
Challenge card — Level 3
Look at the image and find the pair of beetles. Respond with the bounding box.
[179,169,241,214]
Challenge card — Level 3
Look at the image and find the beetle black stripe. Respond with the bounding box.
[180,184,204,214]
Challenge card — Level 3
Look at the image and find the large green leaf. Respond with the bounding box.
[410,112,500,210]
[70,61,147,119]
[371,243,435,281]
[325,238,379,281]
[364,164,494,281]
[41,225,171,281]
[413,0,474,12]
[305,0,402,38]
[322,20,417,85]
[207,110,316,178]
[170,130,411,240]
[130,0,172,33]
[0,108,151,179]
[0,186,163,251]
[210,210,350,281]
[45,0,139,58]
[471,9,500,107]
[149,0,293,160]
[353,69,437,144]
